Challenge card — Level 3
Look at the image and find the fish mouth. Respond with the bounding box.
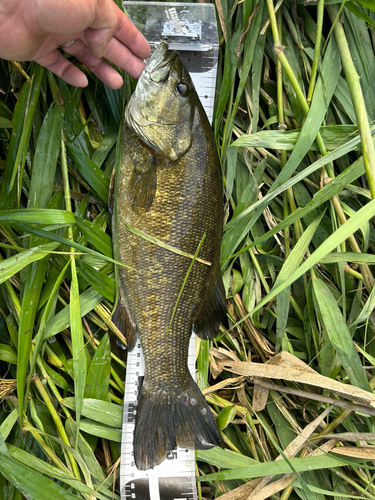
[140,42,178,84]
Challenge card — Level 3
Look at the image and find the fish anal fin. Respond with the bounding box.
[194,275,227,341]
[128,156,157,213]
[112,290,138,351]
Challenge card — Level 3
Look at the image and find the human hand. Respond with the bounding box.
[0,0,151,89]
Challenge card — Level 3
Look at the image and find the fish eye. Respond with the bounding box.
[176,81,188,97]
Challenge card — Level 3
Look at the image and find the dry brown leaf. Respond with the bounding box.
[234,295,274,357]
[247,474,295,500]
[210,349,375,411]
[252,378,269,411]
[247,406,333,498]
[213,0,226,41]
[236,384,253,414]
[202,376,247,396]
[215,439,338,500]
[250,378,375,416]
[330,446,375,459]
[214,478,262,500]
[316,432,375,443]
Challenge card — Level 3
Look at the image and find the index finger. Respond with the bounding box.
[112,3,150,60]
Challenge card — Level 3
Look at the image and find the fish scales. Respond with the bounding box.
[113,43,226,470]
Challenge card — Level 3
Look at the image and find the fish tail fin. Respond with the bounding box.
[134,375,221,470]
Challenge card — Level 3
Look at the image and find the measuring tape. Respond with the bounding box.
[121,336,198,500]
[120,3,219,499]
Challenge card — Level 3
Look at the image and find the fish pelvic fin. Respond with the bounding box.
[194,274,227,341]
[134,375,221,470]
[112,290,138,351]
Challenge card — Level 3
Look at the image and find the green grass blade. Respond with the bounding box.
[27,103,64,209]
[75,258,115,302]
[197,451,369,482]
[79,420,121,442]
[70,258,87,442]
[44,287,104,339]
[0,209,75,225]
[62,398,122,428]
[67,144,110,202]
[242,197,375,322]
[0,242,60,284]
[75,215,112,258]
[0,451,82,500]
[0,344,17,364]
[312,277,370,391]
[84,334,111,401]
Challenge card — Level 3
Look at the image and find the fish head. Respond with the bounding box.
[125,42,196,161]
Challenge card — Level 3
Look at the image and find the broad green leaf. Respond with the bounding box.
[91,125,117,168]
[346,2,375,28]
[62,398,122,428]
[84,334,111,401]
[232,125,359,151]
[216,405,237,432]
[75,258,115,301]
[319,252,375,264]
[351,285,375,327]
[196,339,209,391]
[313,278,370,391]
[28,261,70,388]
[27,103,64,209]
[0,242,60,284]
[0,65,44,210]
[7,445,116,500]
[75,216,112,258]
[44,287,104,339]
[12,222,126,268]
[79,419,121,442]
[225,151,366,261]
[357,0,375,11]
[0,209,75,225]
[246,197,375,321]
[275,214,324,350]
[17,255,50,415]
[0,117,12,128]
[0,409,19,441]
[67,144,110,202]
[197,451,369,482]
[0,452,82,500]
[65,419,106,483]
[70,258,87,438]
[0,344,17,364]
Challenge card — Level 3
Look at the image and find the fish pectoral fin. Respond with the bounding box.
[128,156,157,213]
[112,289,138,351]
[193,273,227,341]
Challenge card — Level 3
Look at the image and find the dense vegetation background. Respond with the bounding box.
[1,0,375,498]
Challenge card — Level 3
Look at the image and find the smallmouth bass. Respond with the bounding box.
[113,42,226,470]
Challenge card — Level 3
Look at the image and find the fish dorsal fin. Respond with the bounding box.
[193,272,227,341]
[128,155,157,213]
